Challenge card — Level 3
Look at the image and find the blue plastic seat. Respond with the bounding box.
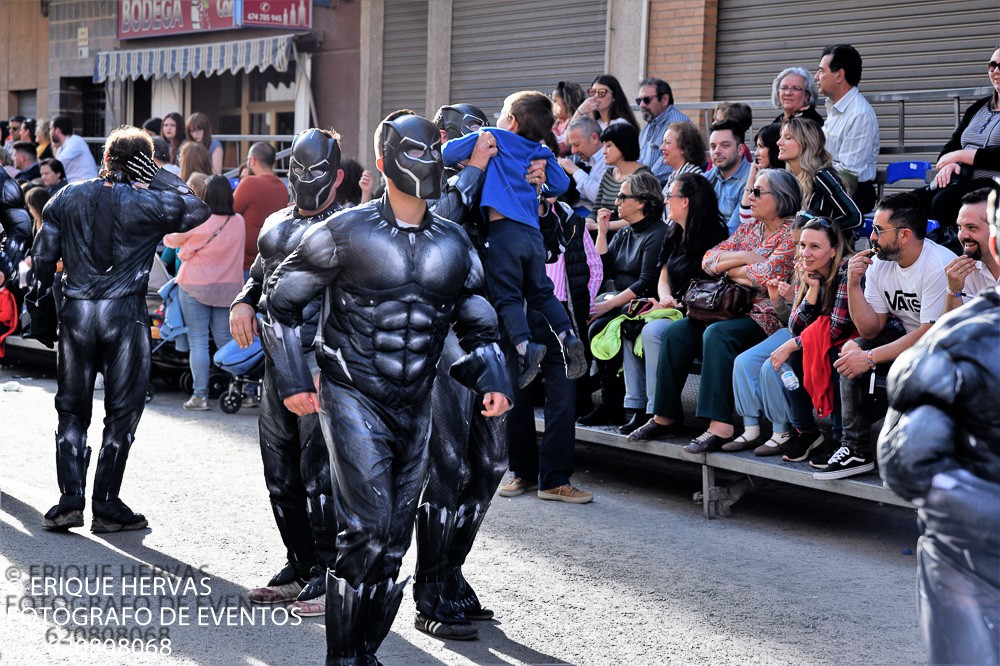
[885,161,931,186]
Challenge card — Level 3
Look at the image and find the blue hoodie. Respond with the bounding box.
[442,128,569,229]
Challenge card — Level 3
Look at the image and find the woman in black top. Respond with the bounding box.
[620,173,728,434]
[579,171,668,427]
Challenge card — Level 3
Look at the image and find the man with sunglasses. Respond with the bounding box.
[824,192,955,479]
[878,180,1000,665]
[635,78,689,186]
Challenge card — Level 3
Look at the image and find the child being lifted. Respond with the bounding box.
[443,90,588,388]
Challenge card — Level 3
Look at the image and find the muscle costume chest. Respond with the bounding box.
[258,205,340,283]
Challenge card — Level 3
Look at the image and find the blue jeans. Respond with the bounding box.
[177,288,233,398]
[622,317,676,413]
[733,329,794,431]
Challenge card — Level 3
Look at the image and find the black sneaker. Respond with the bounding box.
[782,429,825,462]
[808,438,840,470]
[414,613,478,640]
[517,342,547,389]
[812,446,875,480]
[560,333,588,380]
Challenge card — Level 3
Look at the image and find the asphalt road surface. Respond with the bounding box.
[0,362,924,665]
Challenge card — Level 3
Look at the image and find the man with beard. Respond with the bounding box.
[877,180,1000,666]
[229,128,343,616]
[636,78,689,185]
[942,187,999,313]
[704,119,752,233]
[267,110,511,665]
[823,192,955,479]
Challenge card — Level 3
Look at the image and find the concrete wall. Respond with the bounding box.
[0,0,50,120]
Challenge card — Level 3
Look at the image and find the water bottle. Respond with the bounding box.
[779,363,799,391]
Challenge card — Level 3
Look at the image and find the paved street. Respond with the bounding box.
[0,360,924,665]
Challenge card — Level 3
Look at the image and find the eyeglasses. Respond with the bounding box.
[588,88,610,98]
[779,85,806,93]
[745,187,772,198]
[871,225,903,238]
[663,193,687,200]
[989,61,1000,71]
[615,193,640,202]
[635,95,660,106]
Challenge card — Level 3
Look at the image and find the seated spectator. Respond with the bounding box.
[162,175,245,411]
[815,44,879,212]
[712,102,753,163]
[152,137,181,176]
[179,141,213,184]
[621,173,727,436]
[557,116,607,214]
[50,115,98,182]
[5,116,23,152]
[335,158,373,208]
[35,120,53,160]
[141,117,162,139]
[580,171,668,425]
[12,141,41,187]
[187,172,210,200]
[552,81,586,157]
[574,74,639,132]
[39,158,66,195]
[629,169,800,448]
[18,118,36,147]
[0,148,17,179]
[637,78,690,185]
[753,123,785,170]
[234,141,292,279]
[186,112,224,175]
[820,193,955,479]
[705,120,753,233]
[771,67,824,126]
[730,215,855,461]
[660,121,706,190]
[943,187,1000,313]
[588,123,651,235]
[777,117,861,231]
[920,48,1000,231]
[161,112,186,165]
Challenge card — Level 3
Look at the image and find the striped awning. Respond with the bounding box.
[94,34,295,83]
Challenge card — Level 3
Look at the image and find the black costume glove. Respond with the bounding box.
[125,152,159,185]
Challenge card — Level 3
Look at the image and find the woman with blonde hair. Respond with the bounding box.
[776,117,860,232]
[185,112,223,174]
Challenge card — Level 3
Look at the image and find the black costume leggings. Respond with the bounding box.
[259,359,337,579]
[55,296,149,500]
[318,374,431,587]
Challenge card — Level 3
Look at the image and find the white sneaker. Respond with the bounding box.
[183,396,209,411]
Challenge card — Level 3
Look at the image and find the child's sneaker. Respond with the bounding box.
[560,332,588,380]
[517,342,546,389]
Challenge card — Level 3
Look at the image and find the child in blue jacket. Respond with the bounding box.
[443,90,587,388]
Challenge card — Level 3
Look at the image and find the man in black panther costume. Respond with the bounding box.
[267,110,512,666]
[0,168,31,288]
[29,126,210,532]
[230,128,343,616]
[411,103,520,640]
[878,179,1000,665]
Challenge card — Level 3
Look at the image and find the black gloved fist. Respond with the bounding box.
[125,151,158,185]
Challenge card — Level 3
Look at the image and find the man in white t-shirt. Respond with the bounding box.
[51,115,98,183]
[821,193,956,479]
[943,187,1000,313]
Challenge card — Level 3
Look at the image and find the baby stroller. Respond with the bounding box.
[213,336,265,414]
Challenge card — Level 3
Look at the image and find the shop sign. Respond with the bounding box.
[118,0,310,39]
[241,1,311,29]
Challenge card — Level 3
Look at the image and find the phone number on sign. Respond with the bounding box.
[46,625,172,655]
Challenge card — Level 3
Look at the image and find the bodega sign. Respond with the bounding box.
[118,0,311,39]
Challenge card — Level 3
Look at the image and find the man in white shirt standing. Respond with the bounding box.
[943,187,1000,312]
[815,44,879,213]
[557,116,606,214]
[824,193,955,480]
[51,115,98,183]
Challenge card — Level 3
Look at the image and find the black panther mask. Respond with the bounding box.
[380,114,443,200]
[288,129,341,211]
[435,104,489,142]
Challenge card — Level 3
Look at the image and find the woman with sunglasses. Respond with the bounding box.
[770,67,824,127]
[574,74,639,132]
[588,123,652,236]
[621,173,727,435]
[579,171,668,426]
[727,215,856,462]
[552,81,586,156]
[920,48,1000,230]
[774,117,861,232]
[629,169,799,450]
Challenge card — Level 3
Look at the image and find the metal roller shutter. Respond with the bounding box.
[715,0,998,163]
[450,0,609,118]
[381,0,429,118]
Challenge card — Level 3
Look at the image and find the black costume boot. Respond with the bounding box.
[445,504,493,621]
[300,493,338,600]
[325,572,370,666]
[90,433,147,532]
[43,435,91,531]
[413,504,477,639]
[365,577,408,656]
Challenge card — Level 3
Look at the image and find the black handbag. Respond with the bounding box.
[683,277,756,323]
